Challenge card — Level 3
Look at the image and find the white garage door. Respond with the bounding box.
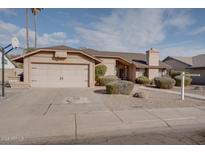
[31,63,88,87]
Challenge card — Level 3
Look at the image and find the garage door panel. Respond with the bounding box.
[31,64,88,87]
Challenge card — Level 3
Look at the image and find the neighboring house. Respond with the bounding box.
[0,51,17,81]
[12,45,170,88]
[163,56,192,71]
[188,54,205,85]
[163,55,205,85]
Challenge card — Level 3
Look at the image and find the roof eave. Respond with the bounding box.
[187,66,205,69]
[164,56,192,66]
[94,55,131,65]
[12,49,102,64]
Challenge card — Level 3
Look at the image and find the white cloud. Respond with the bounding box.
[159,43,205,59]
[164,9,194,29]
[0,21,18,32]
[0,20,79,53]
[38,32,79,46]
[0,9,17,16]
[189,26,205,35]
[75,9,194,51]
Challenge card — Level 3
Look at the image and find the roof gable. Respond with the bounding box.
[12,46,102,64]
[163,56,193,66]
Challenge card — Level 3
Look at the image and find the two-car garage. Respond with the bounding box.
[31,63,89,87]
[12,47,101,88]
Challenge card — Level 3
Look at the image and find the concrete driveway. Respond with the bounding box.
[1,87,205,144]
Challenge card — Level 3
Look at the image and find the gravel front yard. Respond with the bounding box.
[1,86,205,112]
[172,85,205,96]
[102,87,205,110]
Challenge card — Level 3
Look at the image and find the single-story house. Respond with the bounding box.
[0,51,17,81]
[163,56,192,72]
[163,54,205,85]
[12,45,170,88]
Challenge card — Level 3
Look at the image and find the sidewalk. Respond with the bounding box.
[139,86,205,101]
[1,106,205,144]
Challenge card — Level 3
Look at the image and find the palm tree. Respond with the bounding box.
[25,8,29,49]
[31,8,42,48]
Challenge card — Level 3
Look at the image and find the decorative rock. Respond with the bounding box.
[133,92,148,99]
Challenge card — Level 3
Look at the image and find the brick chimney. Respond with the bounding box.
[146,48,159,66]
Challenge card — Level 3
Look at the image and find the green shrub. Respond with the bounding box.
[98,75,119,86]
[154,77,176,89]
[136,76,150,85]
[106,80,134,95]
[169,70,182,78]
[174,75,192,86]
[95,65,107,80]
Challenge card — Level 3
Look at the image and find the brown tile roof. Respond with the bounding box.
[13,45,170,69]
[82,48,170,69]
[81,48,145,63]
[166,56,193,65]
[164,55,205,69]
[38,45,79,51]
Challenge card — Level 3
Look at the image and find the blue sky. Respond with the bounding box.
[0,8,205,59]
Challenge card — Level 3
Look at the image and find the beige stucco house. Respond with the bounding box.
[163,55,205,85]
[12,45,170,88]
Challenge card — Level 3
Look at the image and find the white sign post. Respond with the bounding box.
[181,72,185,100]
[181,72,200,101]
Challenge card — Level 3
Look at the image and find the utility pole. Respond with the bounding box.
[34,14,37,48]
[1,47,5,97]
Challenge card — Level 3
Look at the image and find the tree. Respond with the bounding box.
[26,8,29,49]
[31,8,42,48]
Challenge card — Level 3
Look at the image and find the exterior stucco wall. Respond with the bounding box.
[23,57,29,83]
[24,51,96,87]
[0,69,16,81]
[147,69,159,80]
[146,51,159,66]
[99,58,116,76]
[128,64,136,82]
[146,50,160,80]
[135,68,146,78]
[164,58,189,71]
[188,68,205,85]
